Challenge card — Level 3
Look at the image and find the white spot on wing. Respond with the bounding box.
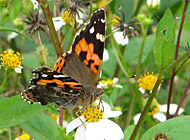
[89,26,95,34]
[96,33,105,42]
[42,74,48,77]
[53,75,66,78]
[101,19,105,23]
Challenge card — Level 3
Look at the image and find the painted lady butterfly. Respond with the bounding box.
[21,9,105,109]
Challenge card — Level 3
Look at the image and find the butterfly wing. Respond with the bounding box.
[54,9,105,88]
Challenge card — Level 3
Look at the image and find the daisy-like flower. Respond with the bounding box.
[31,0,39,10]
[52,9,73,31]
[15,131,30,140]
[112,16,129,46]
[97,77,123,89]
[66,102,124,140]
[134,99,184,124]
[137,72,161,93]
[0,50,24,73]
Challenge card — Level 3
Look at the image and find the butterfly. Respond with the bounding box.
[21,9,106,109]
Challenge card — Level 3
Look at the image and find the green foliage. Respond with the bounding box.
[153,9,175,71]
[141,116,190,140]
[1,0,190,139]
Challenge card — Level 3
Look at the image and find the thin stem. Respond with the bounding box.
[136,28,148,77]
[59,108,63,127]
[0,70,9,93]
[167,0,189,119]
[129,75,163,140]
[129,49,190,140]
[38,31,48,65]
[8,128,11,140]
[173,76,190,117]
[37,0,63,57]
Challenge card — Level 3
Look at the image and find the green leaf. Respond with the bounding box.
[20,113,64,140]
[124,125,139,140]
[153,9,175,71]
[0,95,47,129]
[0,26,29,39]
[141,116,190,140]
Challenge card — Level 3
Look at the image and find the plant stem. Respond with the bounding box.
[167,0,189,119]
[173,76,190,117]
[38,31,48,65]
[136,28,148,77]
[0,70,9,93]
[129,49,190,140]
[37,0,63,57]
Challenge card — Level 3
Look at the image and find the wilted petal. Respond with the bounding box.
[153,112,166,122]
[66,116,85,135]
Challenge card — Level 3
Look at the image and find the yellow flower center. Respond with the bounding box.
[0,50,24,69]
[16,131,30,140]
[99,79,114,88]
[112,15,120,28]
[82,105,104,122]
[148,99,160,116]
[138,72,159,91]
[62,9,73,24]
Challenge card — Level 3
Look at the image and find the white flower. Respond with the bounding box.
[14,65,23,73]
[52,17,66,31]
[147,0,160,8]
[97,77,123,89]
[113,31,129,46]
[31,0,39,10]
[134,103,184,124]
[66,102,124,140]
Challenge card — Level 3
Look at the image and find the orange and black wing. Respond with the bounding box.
[54,9,106,87]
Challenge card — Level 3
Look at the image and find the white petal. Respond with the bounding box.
[103,48,109,62]
[86,119,124,140]
[75,124,86,140]
[7,32,18,42]
[14,65,23,73]
[153,112,166,122]
[31,0,39,10]
[133,113,141,125]
[139,87,145,94]
[115,84,123,88]
[113,31,129,45]
[52,17,66,31]
[94,100,111,111]
[160,104,184,115]
[113,78,119,84]
[103,110,122,118]
[66,116,85,135]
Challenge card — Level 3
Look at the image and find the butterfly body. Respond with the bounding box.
[22,9,105,109]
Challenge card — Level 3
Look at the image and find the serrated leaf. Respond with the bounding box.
[0,95,47,129]
[153,9,175,71]
[141,116,190,140]
[20,113,64,140]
